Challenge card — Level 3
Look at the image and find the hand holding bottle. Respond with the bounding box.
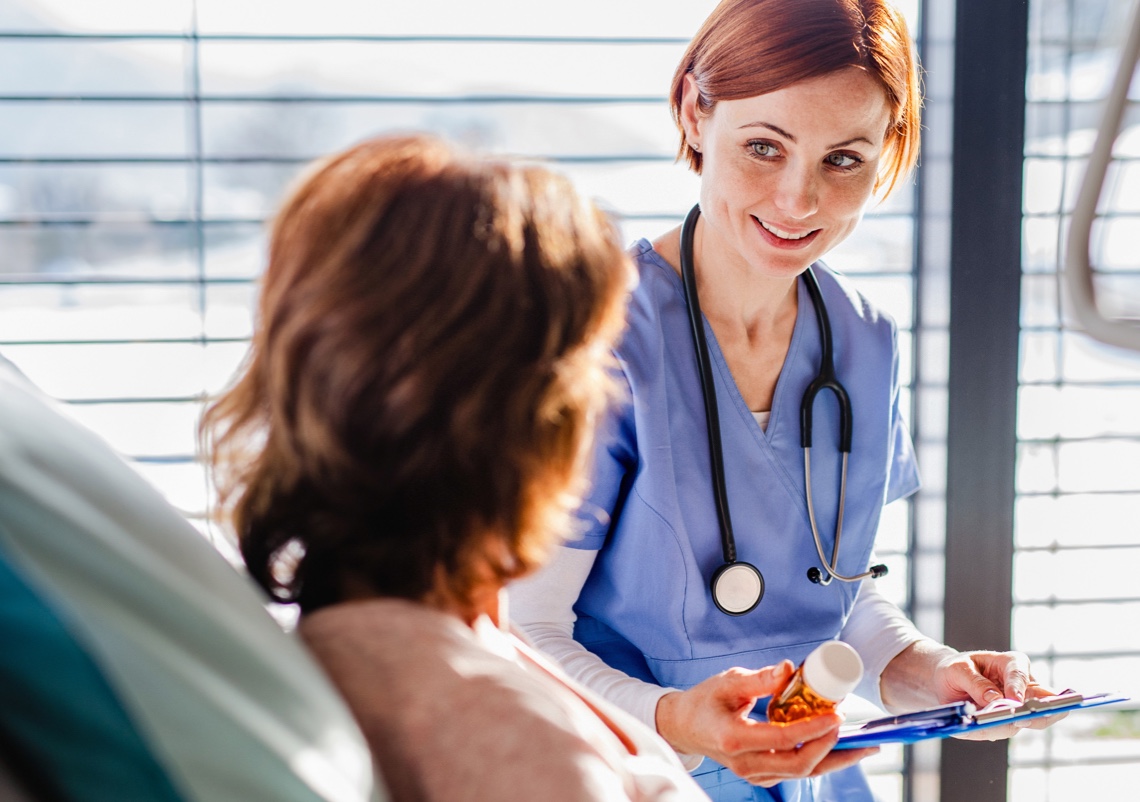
[655,656,877,787]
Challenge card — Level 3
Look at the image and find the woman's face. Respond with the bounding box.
[683,68,892,279]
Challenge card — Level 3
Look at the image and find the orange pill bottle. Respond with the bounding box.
[768,641,864,723]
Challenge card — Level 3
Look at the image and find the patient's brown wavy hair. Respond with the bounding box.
[202,134,632,615]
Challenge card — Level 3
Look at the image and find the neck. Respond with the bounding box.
[691,217,800,337]
[423,571,506,631]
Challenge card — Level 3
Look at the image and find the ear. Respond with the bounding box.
[679,72,707,150]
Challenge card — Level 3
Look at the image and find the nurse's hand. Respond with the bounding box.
[929,649,1069,740]
[655,662,879,787]
[881,639,1069,741]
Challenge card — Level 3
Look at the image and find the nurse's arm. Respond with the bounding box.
[655,664,879,787]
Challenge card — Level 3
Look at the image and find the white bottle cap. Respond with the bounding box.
[802,641,864,702]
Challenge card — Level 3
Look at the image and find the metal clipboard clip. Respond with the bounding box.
[971,691,1083,725]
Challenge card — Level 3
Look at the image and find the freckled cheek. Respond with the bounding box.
[824,181,874,226]
[718,167,759,199]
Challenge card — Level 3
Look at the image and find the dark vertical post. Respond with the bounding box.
[942,0,1029,801]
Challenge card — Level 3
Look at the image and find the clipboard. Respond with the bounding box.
[834,691,1130,750]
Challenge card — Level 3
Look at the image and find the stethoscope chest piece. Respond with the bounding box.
[711,561,765,615]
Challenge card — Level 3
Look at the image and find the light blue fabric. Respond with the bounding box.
[569,240,921,801]
[691,760,873,801]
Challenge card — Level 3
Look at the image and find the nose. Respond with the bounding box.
[773,162,818,220]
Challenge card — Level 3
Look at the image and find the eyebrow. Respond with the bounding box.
[738,121,875,150]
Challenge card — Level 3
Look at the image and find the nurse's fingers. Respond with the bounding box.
[961,649,1037,703]
[730,733,877,787]
[990,682,1070,735]
[702,662,799,719]
[989,651,1033,702]
[810,746,880,777]
[1016,682,1070,730]
[935,651,1006,707]
[953,682,1072,741]
[655,662,797,757]
[952,723,1019,741]
[953,707,1070,741]
[725,722,838,785]
[733,711,846,754]
[718,662,798,704]
[1016,711,1069,730]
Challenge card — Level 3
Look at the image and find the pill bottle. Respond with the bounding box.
[767,641,864,723]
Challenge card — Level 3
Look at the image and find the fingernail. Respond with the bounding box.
[983,690,1002,702]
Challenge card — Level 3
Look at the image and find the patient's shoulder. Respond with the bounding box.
[299,598,571,729]
[299,599,633,801]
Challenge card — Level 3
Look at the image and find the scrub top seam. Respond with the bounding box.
[701,304,814,533]
[629,482,696,660]
[633,239,683,295]
[644,632,837,667]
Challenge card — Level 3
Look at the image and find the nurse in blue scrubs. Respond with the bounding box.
[512,1,1061,800]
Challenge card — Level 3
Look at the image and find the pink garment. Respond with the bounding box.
[300,598,708,802]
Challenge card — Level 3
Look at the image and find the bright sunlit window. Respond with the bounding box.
[0,1,917,567]
[1011,0,1140,797]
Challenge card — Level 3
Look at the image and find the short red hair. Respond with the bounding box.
[670,0,921,196]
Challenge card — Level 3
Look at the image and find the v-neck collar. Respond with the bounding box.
[637,239,813,442]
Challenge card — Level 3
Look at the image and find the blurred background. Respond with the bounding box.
[0,0,1137,799]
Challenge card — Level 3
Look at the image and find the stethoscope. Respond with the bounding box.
[679,204,887,616]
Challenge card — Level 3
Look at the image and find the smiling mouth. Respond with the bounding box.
[759,220,814,240]
[753,217,820,246]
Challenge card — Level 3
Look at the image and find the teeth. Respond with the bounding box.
[760,221,812,240]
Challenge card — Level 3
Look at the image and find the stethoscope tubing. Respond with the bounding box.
[680,204,740,566]
[678,204,885,602]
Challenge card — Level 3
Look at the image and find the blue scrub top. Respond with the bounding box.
[569,240,921,799]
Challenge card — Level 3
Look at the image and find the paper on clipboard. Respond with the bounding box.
[834,691,1130,750]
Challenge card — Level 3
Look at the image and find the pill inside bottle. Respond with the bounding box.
[767,641,864,724]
